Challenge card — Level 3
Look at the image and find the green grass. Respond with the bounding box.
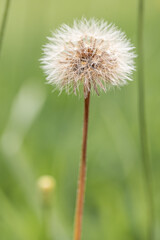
[0,0,160,239]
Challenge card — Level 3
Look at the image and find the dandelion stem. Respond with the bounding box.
[74,91,90,240]
[0,0,11,57]
[41,205,50,240]
[137,0,154,239]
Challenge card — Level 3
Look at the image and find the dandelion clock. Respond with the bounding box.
[41,18,136,240]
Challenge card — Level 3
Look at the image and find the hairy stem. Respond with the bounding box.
[0,0,11,57]
[137,0,154,239]
[74,91,90,240]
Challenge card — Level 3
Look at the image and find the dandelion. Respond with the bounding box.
[41,18,135,97]
[38,175,56,194]
[41,18,136,240]
[37,175,56,240]
[37,175,56,206]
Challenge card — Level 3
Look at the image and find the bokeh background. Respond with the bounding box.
[0,0,160,239]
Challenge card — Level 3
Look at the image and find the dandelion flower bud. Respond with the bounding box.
[41,18,136,97]
[38,175,56,194]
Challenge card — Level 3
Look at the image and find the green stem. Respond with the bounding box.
[41,205,50,240]
[137,0,154,239]
[39,199,52,240]
[0,0,11,57]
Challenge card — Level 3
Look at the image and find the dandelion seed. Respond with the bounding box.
[41,18,136,98]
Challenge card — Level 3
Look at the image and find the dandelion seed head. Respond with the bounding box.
[41,18,136,97]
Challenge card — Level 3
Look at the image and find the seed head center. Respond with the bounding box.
[74,47,98,74]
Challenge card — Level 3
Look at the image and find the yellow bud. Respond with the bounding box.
[37,175,56,194]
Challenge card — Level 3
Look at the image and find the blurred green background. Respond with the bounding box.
[0,0,160,239]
